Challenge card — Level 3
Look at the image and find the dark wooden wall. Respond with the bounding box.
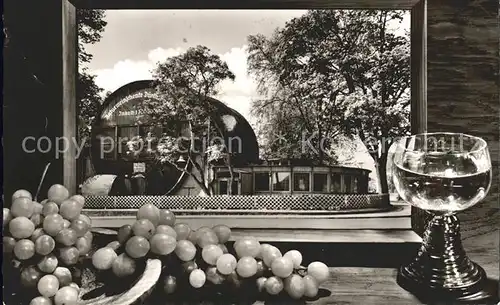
[4,0,77,201]
[414,0,499,279]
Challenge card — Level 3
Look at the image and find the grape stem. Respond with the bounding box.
[297,266,307,276]
[34,162,51,201]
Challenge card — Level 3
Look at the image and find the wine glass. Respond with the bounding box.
[391,132,493,301]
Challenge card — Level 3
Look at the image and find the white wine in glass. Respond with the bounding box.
[391,132,495,302]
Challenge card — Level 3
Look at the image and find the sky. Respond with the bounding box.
[85,9,410,126]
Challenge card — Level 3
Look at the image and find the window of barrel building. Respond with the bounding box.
[77,9,410,206]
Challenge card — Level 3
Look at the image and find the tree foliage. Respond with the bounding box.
[248,9,411,193]
[146,46,237,195]
[77,9,107,141]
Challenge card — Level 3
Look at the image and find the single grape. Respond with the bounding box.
[3,208,13,228]
[34,235,56,256]
[174,223,191,241]
[20,265,43,288]
[216,253,237,275]
[155,225,177,239]
[271,257,294,278]
[62,219,71,229]
[258,244,273,259]
[70,219,90,237]
[182,260,198,274]
[307,261,330,284]
[174,240,196,262]
[38,254,58,273]
[77,214,92,226]
[92,247,118,270]
[41,202,59,216]
[256,277,267,293]
[84,231,93,242]
[284,274,305,299]
[54,286,78,305]
[196,229,219,248]
[150,234,177,256]
[32,202,44,214]
[29,296,52,305]
[3,236,16,254]
[187,230,198,244]
[112,253,137,278]
[38,274,60,298]
[117,224,133,244]
[31,228,46,242]
[53,267,72,287]
[159,209,176,226]
[202,244,223,265]
[12,189,32,202]
[303,275,320,298]
[212,224,231,244]
[55,228,78,246]
[189,269,206,288]
[163,275,177,294]
[30,213,44,227]
[59,199,81,221]
[75,236,92,256]
[262,245,282,267]
[236,256,258,278]
[136,204,160,227]
[14,239,36,260]
[43,214,65,237]
[125,236,150,259]
[283,250,303,269]
[58,247,80,266]
[132,219,156,239]
[69,195,85,209]
[265,276,283,295]
[234,236,260,258]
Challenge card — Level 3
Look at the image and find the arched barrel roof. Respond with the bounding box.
[92,79,260,167]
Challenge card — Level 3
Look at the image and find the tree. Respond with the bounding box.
[146,46,236,196]
[77,9,107,141]
[248,9,410,194]
[344,11,411,193]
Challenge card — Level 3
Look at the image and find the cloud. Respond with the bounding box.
[91,46,257,123]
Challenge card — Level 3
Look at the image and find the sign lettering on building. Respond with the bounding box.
[100,90,163,126]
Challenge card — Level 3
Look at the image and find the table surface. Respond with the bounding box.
[307,207,500,305]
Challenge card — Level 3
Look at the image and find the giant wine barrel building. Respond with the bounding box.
[89,80,260,196]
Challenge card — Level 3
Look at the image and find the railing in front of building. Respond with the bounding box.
[83,193,390,214]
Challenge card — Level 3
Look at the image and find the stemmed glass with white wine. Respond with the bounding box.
[390,132,494,301]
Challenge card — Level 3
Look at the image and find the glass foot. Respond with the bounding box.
[397,214,497,302]
[397,262,495,302]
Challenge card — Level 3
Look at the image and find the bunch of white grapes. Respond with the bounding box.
[3,185,93,305]
[86,203,330,301]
